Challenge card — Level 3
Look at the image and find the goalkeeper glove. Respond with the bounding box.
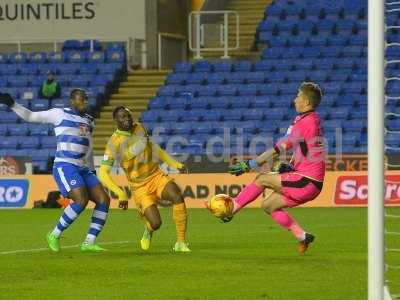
[228,159,258,176]
[0,93,15,107]
[272,162,294,174]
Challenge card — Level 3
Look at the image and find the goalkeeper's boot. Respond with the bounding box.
[46,232,60,252]
[298,232,315,255]
[140,226,153,251]
[80,242,107,252]
[173,241,191,252]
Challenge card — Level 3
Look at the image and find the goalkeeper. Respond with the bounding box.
[98,106,190,252]
[227,82,325,254]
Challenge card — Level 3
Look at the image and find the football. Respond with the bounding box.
[207,194,234,218]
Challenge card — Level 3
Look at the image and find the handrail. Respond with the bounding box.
[188,10,239,59]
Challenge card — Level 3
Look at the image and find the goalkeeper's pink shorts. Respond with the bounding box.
[280,172,323,207]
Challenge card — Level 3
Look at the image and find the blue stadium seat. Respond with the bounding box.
[186,73,206,84]
[336,20,355,30]
[28,52,47,63]
[19,137,40,149]
[243,109,264,121]
[9,52,28,64]
[254,60,271,71]
[233,61,253,72]
[308,36,327,47]
[329,107,349,119]
[0,112,18,123]
[57,64,79,75]
[8,76,29,87]
[190,97,210,109]
[213,61,233,72]
[233,96,252,109]
[19,65,39,75]
[2,65,18,75]
[350,35,366,46]
[236,121,257,133]
[160,110,181,122]
[107,51,125,63]
[0,124,7,135]
[323,120,342,132]
[193,122,213,134]
[67,51,86,63]
[107,42,125,52]
[88,51,105,63]
[157,85,176,97]
[265,108,285,120]
[172,122,193,135]
[238,84,260,96]
[181,110,204,122]
[0,137,18,149]
[327,36,348,46]
[223,110,243,121]
[165,73,185,85]
[63,39,82,51]
[206,73,225,84]
[329,72,349,82]
[0,53,9,64]
[246,72,266,84]
[51,99,67,109]
[210,97,230,109]
[174,62,192,73]
[82,40,102,51]
[7,123,29,136]
[193,60,212,73]
[302,47,320,58]
[343,46,362,57]
[48,52,66,63]
[203,110,222,121]
[224,72,245,84]
[31,124,50,136]
[197,84,218,97]
[321,46,342,58]
[92,75,111,86]
[140,110,160,123]
[31,99,50,111]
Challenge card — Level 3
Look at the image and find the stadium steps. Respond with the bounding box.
[93,69,170,154]
[195,0,271,59]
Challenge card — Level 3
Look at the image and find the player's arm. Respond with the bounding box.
[98,139,129,209]
[0,92,61,124]
[229,131,295,176]
[149,140,185,171]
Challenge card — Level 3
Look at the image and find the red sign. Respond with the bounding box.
[334,175,400,205]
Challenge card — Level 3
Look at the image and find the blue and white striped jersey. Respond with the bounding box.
[12,104,95,169]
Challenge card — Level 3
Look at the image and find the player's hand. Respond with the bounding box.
[117,191,129,210]
[0,93,15,107]
[228,160,250,176]
[177,163,189,174]
[118,200,128,210]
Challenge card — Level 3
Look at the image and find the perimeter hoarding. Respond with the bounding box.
[1,171,399,209]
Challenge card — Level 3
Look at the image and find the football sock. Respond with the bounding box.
[84,203,109,245]
[271,210,306,241]
[234,182,264,210]
[51,202,84,238]
[173,202,187,242]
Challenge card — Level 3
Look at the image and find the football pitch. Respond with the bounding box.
[0,207,396,299]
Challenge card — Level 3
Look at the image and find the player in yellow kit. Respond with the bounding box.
[98,106,190,252]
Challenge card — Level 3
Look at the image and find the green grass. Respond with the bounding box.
[0,207,390,300]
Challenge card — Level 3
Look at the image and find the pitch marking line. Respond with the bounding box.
[0,240,132,255]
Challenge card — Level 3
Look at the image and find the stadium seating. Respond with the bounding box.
[0,40,126,171]
[139,0,369,156]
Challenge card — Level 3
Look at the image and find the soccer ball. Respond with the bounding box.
[207,194,234,218]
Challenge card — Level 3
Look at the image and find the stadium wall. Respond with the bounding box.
[0,0,145,40]
[1,172,400,209]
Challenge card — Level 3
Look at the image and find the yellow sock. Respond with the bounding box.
[173,202,187,242]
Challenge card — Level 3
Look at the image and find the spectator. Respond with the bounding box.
[38,71,61,100]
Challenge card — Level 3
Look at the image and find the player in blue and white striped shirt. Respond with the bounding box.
[0,90,110,252]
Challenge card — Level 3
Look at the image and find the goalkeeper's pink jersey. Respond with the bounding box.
[274,111,325,181]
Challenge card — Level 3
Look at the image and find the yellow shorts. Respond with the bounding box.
[131,170,173,213]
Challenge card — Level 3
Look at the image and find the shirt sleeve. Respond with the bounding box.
[11,103,63,126]
[101,137,117,166]
[274,125,297,153]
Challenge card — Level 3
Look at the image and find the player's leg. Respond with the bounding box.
[140,203,162,250]
[160,181,190,252]
[80,179,111,252]
[47,164,90,252]
[232,172,281,214]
